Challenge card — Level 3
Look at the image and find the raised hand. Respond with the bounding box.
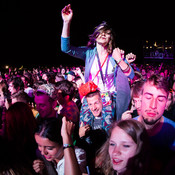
[61,4,73,23]
[126,52,136,63]
[112,48,125,63]
[79,122,91,138]
[121,110,133,120]
[61,116,75,144]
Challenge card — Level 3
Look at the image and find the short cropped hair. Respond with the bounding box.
[86,90,101,98]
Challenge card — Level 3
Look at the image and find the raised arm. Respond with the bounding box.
[112,48,134,79]
[61,4,73,38]
[61,4,87,60]
[61,117,81,175]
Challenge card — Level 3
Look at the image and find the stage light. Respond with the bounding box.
[5,65,9,69]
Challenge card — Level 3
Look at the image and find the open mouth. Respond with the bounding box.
[113,158,123,165]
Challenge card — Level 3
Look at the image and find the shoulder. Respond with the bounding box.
[163,116,175,128]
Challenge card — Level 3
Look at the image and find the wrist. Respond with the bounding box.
[63,143,74,149]
[62,135,73,145]
[116,58,123,64]
[63,20,71,25]
[122,64,130,73]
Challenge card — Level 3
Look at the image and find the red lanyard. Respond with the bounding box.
[92,54,108,81]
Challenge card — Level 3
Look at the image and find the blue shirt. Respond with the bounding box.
[134,116,175,151]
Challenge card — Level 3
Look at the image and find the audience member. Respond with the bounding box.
[66,70,76,82]
[163,90,175,121]
[79,89,116,173]
[78,90,114,168]
[74,67,85,84]
[56,80,80,144]
[61,4,135,121]
[11,90,29,104]
[74,75,85,104]
[55,73,65,83]
[122,80,144,120]
[33,117,87,175]
[8,76,24,96]
[95,119,151,175]
[71,81,82,111]
[34,83,58,123]
[0,102,37,174]
[134,74,175,173]
[56,80,79,124]
[0,81,11,135]
[0,81,11,110]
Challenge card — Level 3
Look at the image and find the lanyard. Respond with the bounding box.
[95,53,109,86]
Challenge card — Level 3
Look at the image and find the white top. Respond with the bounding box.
[89,56,115,92]
[56,147,87,174]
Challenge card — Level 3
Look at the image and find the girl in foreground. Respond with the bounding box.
[95,119,152,175]
[33,117,87,175]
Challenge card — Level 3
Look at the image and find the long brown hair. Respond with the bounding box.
[95,119,151,175]
[87,21,116,55]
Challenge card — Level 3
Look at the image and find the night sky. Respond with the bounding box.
[2,0,174,68]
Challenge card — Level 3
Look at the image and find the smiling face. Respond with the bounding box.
[86,94,103,117]
[34,93,55,118]
[35,134,63,163]
[141,81,168,125]
[108,126,137,173]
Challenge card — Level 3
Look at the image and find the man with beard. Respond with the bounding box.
[134,74,175,174]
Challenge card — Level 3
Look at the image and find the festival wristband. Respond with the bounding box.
[117,58,122,64]
[63,144,74,149]
[122,64,130,73]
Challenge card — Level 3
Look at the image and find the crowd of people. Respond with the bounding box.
[0,3,175,175]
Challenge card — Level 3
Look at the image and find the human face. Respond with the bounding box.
[67,74,75,82]
[75,79,84,88]
[96,30,111,47]
[57,90,65,105]
[109,126,137,173]
[8,82,17,95]
[132,96,142,115]
[35,134,63,162]
[42,74,48,81]
[141,82,168,125]
[87,94,103,117]
[34,94,55,118]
